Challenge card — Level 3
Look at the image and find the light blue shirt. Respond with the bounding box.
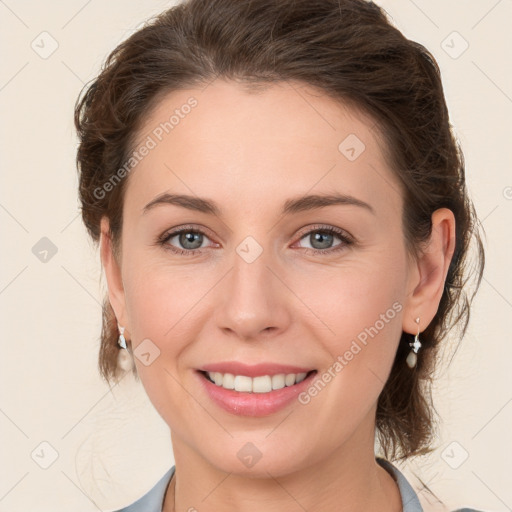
[113,457,484,511]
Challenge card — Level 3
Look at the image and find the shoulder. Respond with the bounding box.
[376,458,487,512]
[450,509,488,512]
[112,466,175,512]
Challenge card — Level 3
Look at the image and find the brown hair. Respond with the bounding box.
[74,0,485,463]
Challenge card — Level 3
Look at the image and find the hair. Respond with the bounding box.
[74,0,485,464]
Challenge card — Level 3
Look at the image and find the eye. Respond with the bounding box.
[157,224,353,257]
[294,225,353,255]
[157,225,216,256]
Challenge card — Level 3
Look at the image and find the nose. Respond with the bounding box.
[214,244,292,342]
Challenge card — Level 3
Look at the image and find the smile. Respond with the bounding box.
[200,370,315,393]
[196,368,319,417]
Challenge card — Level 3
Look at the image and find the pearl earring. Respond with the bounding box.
[406,317,422,369]
[117,324,127,349]
[117,324,133,371]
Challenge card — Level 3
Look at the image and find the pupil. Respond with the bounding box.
[180,232,202,249]
[312,232,332,249]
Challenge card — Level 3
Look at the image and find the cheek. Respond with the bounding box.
[123,268,191,344]
[295,253,405,387]
[295,256,404,336]
[121,260,203,414]
[122,251,219,359]
[123,272,171,340]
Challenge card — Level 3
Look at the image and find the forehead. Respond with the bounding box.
[124,79,402,221]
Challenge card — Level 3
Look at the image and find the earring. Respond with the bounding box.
[117,324,127,350]
[117,324,133,371]
[406,317,422,369]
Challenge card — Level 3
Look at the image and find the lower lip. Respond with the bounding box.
[196,370,317,417]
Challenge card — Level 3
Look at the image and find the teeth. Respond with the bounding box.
[206,371,309,393]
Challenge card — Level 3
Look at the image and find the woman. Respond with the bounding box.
[74,0,485,510]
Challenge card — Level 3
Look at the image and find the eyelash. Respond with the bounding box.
[156,224,353,257]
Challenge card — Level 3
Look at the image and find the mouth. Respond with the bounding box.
[197,369,318,394]
[195,367,319,416]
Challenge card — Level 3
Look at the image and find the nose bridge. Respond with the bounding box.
[233,236,273,296]
[215,234,290,339]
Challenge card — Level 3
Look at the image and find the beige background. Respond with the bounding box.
[1,0,511,511]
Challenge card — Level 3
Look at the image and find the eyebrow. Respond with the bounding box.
[142,192,375,216]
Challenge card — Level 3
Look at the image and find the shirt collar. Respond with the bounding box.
[121,458,423,512]
[377,457,424,511]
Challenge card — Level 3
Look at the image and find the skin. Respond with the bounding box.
[100,79,455,512]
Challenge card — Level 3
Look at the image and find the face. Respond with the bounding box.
[103,79,420,477]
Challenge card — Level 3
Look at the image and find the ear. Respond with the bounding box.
[100,216,129,332]
[402,208,456,335]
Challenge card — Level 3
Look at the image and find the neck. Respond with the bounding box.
[162,423,402,512]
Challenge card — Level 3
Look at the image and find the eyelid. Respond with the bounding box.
[157,223,216,243]
[294,223,353,242]
[291,224,354,254]
[157,223,353,255]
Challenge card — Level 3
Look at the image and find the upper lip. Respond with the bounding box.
[198,362,316,378]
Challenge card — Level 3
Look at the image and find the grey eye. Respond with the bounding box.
[172,231,205,250]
